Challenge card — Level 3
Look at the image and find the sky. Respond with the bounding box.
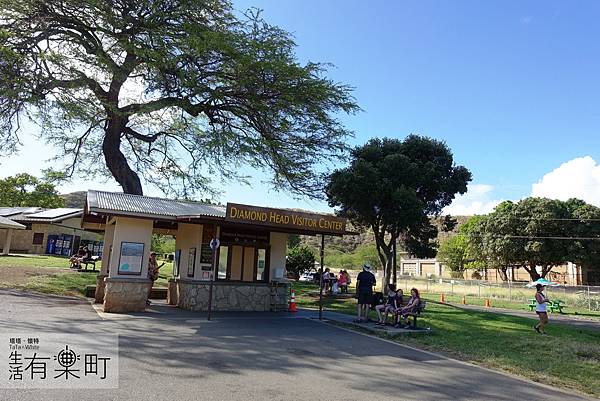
[2,0,600,213]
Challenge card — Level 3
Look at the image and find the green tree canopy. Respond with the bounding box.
[0,0,358,197]
[326,135,471,287]
[470,197,577,280]
[286,246,315,278]
[437,216,485,278]
[0,173,65,208]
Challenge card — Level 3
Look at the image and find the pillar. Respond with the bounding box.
[95,221,115,303]
[1,228,12,255]
[103,217,153,313]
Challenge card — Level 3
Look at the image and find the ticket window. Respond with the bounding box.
[218,245,268,282]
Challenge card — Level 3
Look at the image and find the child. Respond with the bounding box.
[375,284,399,325]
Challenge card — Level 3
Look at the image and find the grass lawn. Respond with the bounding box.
[0,254,173,296]
[293,282,600,397]
[0,254,86,269]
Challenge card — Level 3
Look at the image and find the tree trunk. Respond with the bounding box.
[524,265,541,281]
[497,267,508,281]
[103,120,143,195]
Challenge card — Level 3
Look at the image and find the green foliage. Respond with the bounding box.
[437,215,485,272]
[286,246,315,277]
[0,1,358,197]
[151,235,176,255]
[324,243,380,271]
[326,135,471,285]
[467,197,600,280]
[0,173,65,208]
[287,234,301,249]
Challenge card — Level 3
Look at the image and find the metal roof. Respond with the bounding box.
[87,190,226,220]
[0,216,26,230]
[0,207,43,217]
[25,208,82,219]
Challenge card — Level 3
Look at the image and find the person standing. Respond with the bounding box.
[147,252,165,306]
[322,268,331,293]
[355,264,376,323]
[533,283,549,334]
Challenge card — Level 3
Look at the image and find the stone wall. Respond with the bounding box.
[177,280,272,312]
[95,274,108,303]
[103,277,151,313]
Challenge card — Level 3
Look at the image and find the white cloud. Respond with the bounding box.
[531,156,600,206]
[443,184,503,216]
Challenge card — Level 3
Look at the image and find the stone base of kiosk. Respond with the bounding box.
[167,278,178,305]
[103,277,151,313]
[177,279,271,312]
[94,274,108,304]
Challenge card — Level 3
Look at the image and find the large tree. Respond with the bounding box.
[326,136,471,287]
[0,0,358,197]
[437,215,485,278]
[0,173,65,208]
[470,198,573,281]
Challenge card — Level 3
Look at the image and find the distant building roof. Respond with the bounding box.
[86,190,226,221]
[0,207,83,223]
[0,216,26,230]
[0,207,43,217]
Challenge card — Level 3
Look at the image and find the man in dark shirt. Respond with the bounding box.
[355,264,376,323]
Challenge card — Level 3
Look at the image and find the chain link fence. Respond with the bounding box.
[391,275,600,312]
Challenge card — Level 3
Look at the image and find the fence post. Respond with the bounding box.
[426,279,429,293]
[478,282,481,298]
[589,285,591,311]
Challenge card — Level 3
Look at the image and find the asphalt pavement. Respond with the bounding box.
[0,288,595,401]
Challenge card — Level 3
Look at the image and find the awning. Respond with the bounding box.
[0,216,26,230]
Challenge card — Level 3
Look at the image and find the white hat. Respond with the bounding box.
[363,264,371,271]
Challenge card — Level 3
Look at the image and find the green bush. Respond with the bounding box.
[286,246,315,278]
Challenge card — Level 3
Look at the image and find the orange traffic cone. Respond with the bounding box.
[289,291,298,313]
[461,295,466,305]
[440,292,445,304]
[485,299,491,308]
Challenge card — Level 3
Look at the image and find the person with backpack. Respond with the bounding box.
[354,264,376,323]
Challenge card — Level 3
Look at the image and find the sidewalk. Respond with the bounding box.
[446,303,600,332]
[297,308,432,335]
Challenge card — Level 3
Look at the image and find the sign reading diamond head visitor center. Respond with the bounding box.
[225,203,347,235]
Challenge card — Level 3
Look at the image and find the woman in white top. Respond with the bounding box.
[534,283,549,334]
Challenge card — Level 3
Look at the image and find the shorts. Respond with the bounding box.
[536,311,548,323]
[357,290,373,305]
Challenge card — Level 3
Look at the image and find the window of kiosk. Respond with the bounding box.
[256,249,267,281]
[218,246,228,279]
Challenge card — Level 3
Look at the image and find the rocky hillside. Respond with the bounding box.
[60,191,87,208]
[300,215,471,255]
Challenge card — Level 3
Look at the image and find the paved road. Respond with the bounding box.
[446,303,600,332]
[0,289,595,401]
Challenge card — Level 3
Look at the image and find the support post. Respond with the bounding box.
[2,228,12,256]
[207,227,219,321]
[392,238,397,285]
[319,234,325,320]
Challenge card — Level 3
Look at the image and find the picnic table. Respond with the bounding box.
[527,298,565,313]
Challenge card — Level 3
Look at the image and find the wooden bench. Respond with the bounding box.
[405,301,427,328]
[80,256,101,271]
[390,301,427,328]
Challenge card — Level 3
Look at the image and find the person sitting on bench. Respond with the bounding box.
[375,285,402,325]
[394,288,420,328]
[69,246,85,268]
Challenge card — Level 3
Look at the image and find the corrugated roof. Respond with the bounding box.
[0,207,42,217]
[0,216,26,230]
[87,190,226,220]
